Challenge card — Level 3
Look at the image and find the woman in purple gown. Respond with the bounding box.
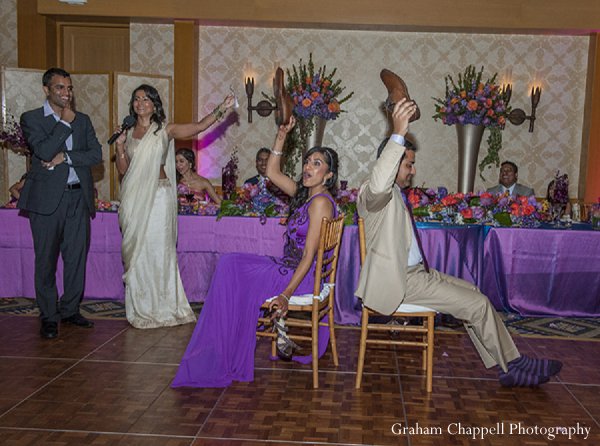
[172,116,339,388]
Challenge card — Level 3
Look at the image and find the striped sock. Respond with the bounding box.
[509,355,563,377]
[499,369,550,387]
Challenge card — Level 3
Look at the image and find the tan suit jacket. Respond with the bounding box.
[355,138,413,315]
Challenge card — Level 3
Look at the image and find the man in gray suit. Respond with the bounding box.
[486,161,535,196]
[18,67,102,339]
[355,99,561,387]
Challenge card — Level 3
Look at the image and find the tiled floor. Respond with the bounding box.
[0,313,598,445]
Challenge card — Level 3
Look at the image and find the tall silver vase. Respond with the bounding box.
[300,117,327,156]
[455,124,485,193]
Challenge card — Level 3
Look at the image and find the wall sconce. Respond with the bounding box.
[245,77,277,123]
[502,84,542,132]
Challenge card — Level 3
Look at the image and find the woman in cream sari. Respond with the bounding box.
[115,84,234,328]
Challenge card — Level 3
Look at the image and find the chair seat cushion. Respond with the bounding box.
[265,283,334,306]
[396,303,436,313]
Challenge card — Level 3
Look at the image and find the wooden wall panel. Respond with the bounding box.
[60,24,129,73]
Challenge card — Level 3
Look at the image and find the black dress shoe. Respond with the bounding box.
[61,313,94,328]
[40,321,58,339]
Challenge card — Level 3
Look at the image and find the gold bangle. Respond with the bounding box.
[279,293,290,303]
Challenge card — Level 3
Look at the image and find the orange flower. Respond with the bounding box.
[460,90,466,98]
[311,91,319,99]
[328,101,340,113]
[323,79,331,87]
[467,100,479,111]
[302,98,312,107]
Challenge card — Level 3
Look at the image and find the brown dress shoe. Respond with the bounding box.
[380,69,420,122]
[273,67,294,126]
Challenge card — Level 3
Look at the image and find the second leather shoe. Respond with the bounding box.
[380,68,420,122]
[40,321,58,339]
[273,67,294,126]
[62,313,94,328]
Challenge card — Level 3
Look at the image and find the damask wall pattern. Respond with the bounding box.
[130,23,174,80]
[2,69,44,201]
[72,73,111,200]
[195,26,589,197]
[0,0,18,67]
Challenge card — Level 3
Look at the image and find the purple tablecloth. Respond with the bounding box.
[481,226,600,317]
[0,209,486,324]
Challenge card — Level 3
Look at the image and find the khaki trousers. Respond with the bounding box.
[403,265,520,371]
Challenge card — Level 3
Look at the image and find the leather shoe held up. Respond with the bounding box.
[61,313,94,328]
[273,67,294,127]
[40,321,58,339]
[380,68,420,122]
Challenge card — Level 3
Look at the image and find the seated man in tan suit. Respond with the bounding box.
[355,99,562,387]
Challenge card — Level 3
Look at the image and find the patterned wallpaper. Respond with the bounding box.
[72,73,111,200]
[0,0,18,67]
[195,26,589,197]
[130,23,174,79]
[1,68,44,202]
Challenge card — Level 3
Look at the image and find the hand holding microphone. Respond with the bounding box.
[108,115,136,145]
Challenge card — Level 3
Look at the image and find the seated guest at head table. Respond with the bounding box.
[486,161,534,197]
[4,173,28,208]
[172,115,340,388]
[175,148,221,205]
[244,147,270,185]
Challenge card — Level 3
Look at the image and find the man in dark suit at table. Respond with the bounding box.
[243,147,270,185]
[356,94,562,387]
[487,161,535,197]
[18,67,102,339]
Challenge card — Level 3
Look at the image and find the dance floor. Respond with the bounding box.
[0,313,599,445]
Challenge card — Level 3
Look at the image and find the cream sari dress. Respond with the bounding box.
[118,123,196,328]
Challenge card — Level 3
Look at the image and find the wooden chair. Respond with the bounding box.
[257,214,345,388]
[355,217,436,392]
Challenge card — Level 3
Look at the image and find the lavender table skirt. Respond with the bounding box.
[481,226,600,317]
[10,210,598,319]
[0,209,489,324]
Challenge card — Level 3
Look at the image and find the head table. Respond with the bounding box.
[1,209,598,322]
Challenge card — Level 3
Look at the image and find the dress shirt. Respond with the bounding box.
[44,101,79,185]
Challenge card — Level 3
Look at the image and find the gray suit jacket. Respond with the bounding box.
[486,183,534,197]
[355,139,413,315]
[18,107,102,216]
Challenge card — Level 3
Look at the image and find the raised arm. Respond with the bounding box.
[359,99,415,213]
[265,115,298,197]
[166,95,235,140]
[268,195,334,316]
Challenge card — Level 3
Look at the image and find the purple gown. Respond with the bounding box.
[172,193,338,388]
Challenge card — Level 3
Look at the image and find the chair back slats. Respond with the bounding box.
[313,215,345,298]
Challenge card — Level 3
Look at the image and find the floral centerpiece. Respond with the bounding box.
[221,148,239,200]
[218,182,290,224]
[0,113,29,155]
[408,187,544,228]
[546,170,569,223]
[432,65,510,179]
[336,188,359,226]
[279,54,354,176]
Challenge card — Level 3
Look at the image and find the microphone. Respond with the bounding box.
[107,115,136,145]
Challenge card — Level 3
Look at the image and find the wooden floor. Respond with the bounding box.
[0,314,598,446]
